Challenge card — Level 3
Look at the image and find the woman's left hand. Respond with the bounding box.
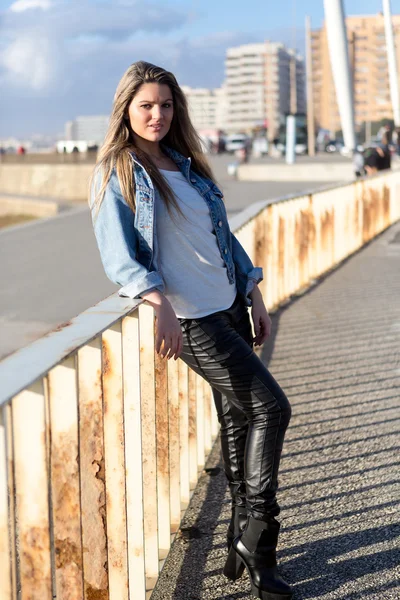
[250,286,272,347]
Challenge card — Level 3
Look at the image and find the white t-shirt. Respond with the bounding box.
[155,169,237,318]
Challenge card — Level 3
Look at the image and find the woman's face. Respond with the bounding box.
[127,82,174,144]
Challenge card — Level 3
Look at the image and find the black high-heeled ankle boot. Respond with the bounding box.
[226,505,247,550]
[223,516,293,600]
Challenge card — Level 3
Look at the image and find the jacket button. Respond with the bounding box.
[218,220,222,227]
[224,248,228,254]
[191,179,196,184]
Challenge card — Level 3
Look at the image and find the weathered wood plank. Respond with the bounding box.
[122,312,146,600]
[138,304,159,592]
[78,338,109,600]
[4,404,17,599]
[0,407,12,600]
[195,374,205,472]
[178,362,190,510]
[188,369,198,490]
[12,379,52,600]
[48,356,84,600]
[203,379,212,454]
[167,359,181,534]
[102,323,129,600]
[155,352,170,559]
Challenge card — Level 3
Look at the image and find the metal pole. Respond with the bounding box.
[290,0,297,115]
[323,0,356,151]
[382,0,400,127]
[290,56,297,116]
[286,0,297,164]
[366,120,372,144]
[286,115,296,164]
[305,16,315,156]
[350,30,356,102]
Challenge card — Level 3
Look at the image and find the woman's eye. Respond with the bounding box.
[141,104,151,109]
[163,103,172,108]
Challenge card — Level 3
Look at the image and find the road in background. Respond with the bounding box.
[0,155,338,359]
[210,154,337,218]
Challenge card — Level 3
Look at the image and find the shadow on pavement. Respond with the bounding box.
[152,221,400,599]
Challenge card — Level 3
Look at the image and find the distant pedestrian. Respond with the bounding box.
[394,127,400,156]
[364,149,380,175]
[353,150,365,178]
[377,133,391,170]
[89,60,292,600]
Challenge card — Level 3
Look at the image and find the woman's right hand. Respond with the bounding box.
[141,290,183,360]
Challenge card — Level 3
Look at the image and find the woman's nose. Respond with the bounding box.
[151,105,162,120]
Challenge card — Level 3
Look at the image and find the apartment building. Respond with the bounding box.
[311,13,400,133]
[65,115,109,145]
[181,86,226,130]
[224,42,305,137]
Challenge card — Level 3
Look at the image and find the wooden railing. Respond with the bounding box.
[1,169,399,600]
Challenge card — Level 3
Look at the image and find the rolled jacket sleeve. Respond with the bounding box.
[230,232,263,304]
[90,170,165,300]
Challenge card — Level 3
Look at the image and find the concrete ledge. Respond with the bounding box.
[0,195,59,217]
[0,163,93,200]
[237,162,355,182]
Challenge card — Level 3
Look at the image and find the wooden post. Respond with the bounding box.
[154,351,171,560]
[122,312,146,600]
[195,374,205,472]
[178,362,190,511]
[48,356,84,600]
[167,359,181,534]
[78,338,109,600]
[13,380,52,600]
[102,323,129,599]
[188,369,198,490]
[0,408,12,600]
[4,404,17,599]
[138,304,159,592]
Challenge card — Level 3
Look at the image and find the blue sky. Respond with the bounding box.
[0,0,393,137]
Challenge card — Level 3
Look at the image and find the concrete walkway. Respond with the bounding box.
[151,220,400,600]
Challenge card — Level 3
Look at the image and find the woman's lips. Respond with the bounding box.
[150,124,162,131]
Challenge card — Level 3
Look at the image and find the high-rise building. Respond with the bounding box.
[64,115,109,145]
[181,86,226,130]
[224,42,306,137]
[215,86,229,130]
[311,13,400,134]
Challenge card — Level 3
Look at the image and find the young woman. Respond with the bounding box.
[90,61,292,600]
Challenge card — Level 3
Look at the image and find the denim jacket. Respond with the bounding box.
[90,146,263,307]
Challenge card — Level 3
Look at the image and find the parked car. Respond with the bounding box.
[252,137,269,156]
[325,140,344,153]
[225,134,248,154]
[339,144,365,156]
[275,141,308,155]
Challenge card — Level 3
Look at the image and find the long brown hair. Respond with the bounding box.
[90,60,216,218]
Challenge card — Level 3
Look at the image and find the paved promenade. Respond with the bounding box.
[151,220,400,600]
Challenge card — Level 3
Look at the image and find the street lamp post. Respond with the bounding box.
[286,0,297,164]
[323,0,357,152]
[305,15,316,157]
[382,0,400,127]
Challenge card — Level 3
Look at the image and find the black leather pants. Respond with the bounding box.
[178,292,291,520]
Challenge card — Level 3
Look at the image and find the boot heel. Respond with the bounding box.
[223,546,245,581]
[251,582,293,600]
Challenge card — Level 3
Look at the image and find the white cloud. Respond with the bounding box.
[1,35,55,90]
[0,0,189,94]
[0,0,264,135]
[9,0,52,12]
